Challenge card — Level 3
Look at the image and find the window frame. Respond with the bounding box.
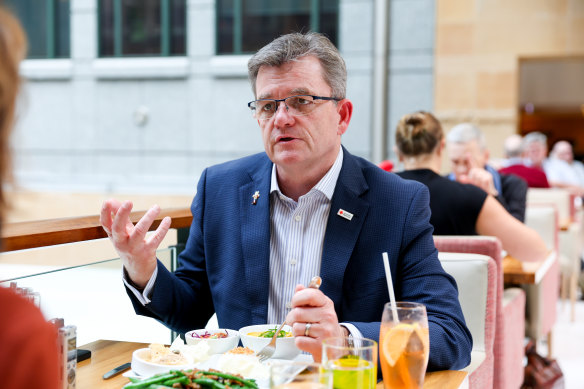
[217,0,334,55]
[6,0,70,59]
[98,0,186,58]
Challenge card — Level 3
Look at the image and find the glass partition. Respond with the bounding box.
[0,247,176,347]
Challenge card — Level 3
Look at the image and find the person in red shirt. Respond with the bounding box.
[499,134,550,188]
[0,7,60,389]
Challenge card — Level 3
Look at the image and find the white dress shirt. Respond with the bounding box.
[267,147,343,324]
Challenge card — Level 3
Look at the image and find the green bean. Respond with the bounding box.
[146,385,174,389]
[200,371,258,388]
[162,376,190,386]
[192,377,227,388]
[123,372,178,388]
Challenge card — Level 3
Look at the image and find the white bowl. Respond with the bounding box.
[184,329,240,354]
[238,324,300,360]
[131,348,194,377]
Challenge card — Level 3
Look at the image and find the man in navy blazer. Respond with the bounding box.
[101,32,471,370]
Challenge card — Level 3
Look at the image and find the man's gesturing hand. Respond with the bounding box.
[100,199,171,288]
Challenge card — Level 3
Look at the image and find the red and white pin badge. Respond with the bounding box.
[337,209,353,221]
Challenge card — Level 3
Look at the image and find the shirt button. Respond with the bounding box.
[294,215,301,221]
[290,259,297,265]
[285,302,292,309]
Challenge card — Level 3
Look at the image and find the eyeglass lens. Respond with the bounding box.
[252,96,319,120]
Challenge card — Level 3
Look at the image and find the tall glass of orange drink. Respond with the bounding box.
[379,302,429,389]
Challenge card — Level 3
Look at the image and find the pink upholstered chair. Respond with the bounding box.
[434,236,525,389]
[438,252,497,389]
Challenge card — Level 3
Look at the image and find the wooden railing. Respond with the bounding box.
[1,208,193,252]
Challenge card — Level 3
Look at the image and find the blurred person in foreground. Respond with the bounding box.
[446,123,528,222]
[0,7,60,389]
[101,32,472,368]
[499,134,550,188]
[395,111,548,263]
[523,132,584,196]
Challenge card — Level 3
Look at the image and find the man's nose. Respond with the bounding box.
[454,163,468,175]
[273,101,294,124]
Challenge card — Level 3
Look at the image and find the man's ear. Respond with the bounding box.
[336,99,353,136]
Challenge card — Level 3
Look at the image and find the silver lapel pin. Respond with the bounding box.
[252,191,260,205]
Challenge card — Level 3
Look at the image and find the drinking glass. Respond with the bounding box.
[379,302,429,389]
[269,361,332,389]
[321,337,377,389]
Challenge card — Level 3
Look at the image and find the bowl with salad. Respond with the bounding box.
[238,324,300,360]
[184,328,240,354]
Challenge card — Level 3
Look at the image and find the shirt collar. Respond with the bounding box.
[270,146,344,201]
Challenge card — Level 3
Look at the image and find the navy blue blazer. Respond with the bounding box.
[128,147,472,371]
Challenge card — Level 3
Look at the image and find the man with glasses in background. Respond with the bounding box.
[101,32,471,369]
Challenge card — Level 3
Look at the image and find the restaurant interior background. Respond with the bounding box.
[1,0,583,385]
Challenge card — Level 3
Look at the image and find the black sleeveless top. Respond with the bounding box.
[397,169,488,235]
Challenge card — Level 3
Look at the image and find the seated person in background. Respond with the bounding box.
[499,134,550,188]
[0,7,60,389]
[523,132,584,196]
[395,111,548,264]
[100,32,472,369]
[446,123,527,222]
[549,140,584,188]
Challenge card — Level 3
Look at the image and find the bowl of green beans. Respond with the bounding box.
[238,324,300,360]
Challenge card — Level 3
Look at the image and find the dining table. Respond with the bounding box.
[502,250,556,285]
[77,339,468,389]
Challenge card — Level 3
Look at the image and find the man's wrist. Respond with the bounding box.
[123,267,145,292]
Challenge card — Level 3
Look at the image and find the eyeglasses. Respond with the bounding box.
[247,95,342,121]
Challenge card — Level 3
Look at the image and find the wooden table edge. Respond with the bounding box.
[78,339,468,389]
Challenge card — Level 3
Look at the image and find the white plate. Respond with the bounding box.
[123,353,314,389]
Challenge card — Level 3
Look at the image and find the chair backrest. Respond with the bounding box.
[438,251,497,387]
[524,204,559,253]
[527,188,573,225]
[434,235,502,267]
[433,236,503,344]
[434,236,524,389]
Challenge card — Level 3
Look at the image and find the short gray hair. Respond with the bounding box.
[503,134,524,158]
[446,123,486,150]
[247,32,346,99]
[522,131,548,148]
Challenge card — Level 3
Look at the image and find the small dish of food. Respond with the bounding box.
[131,344,196,377]
[185,328,240,354]
[238,324,300,360]
[213,346,270,380]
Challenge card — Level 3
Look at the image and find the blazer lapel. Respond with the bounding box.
[320,149,370,308]
[240,157,272,324]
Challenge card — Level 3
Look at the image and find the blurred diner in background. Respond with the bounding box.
[445,123,528,222]
[394,111,548,264]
